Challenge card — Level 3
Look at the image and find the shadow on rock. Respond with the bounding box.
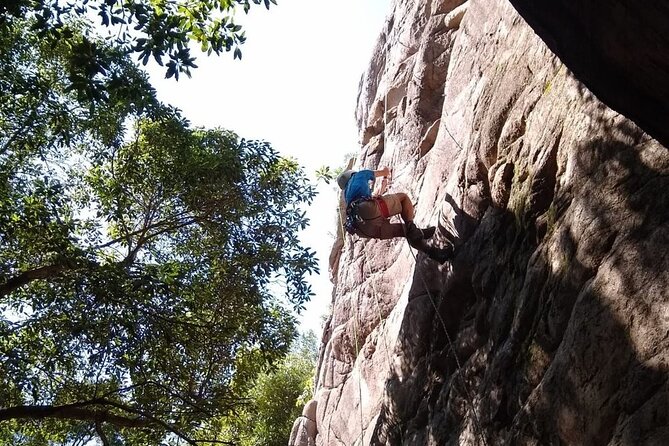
[369,111,669,445]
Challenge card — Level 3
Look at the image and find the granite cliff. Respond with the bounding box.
[290,0,668,444]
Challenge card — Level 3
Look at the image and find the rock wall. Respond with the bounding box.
[508,0,669,148]
[291,0,669,444]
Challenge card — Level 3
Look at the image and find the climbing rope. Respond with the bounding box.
[350,300,366,444]
[335,203,398,446]
[383,31,472,195]
[384,111,487,445]
[335,196,488,445]
[331,30,483,442]
[381,40,483,441]
[380,33,485,441]
[335,203,368,445]
[406,244,489,446]
[379,68,486,443]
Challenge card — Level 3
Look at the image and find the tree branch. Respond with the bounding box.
[0,404,152,428]
[94,399,198,445]
[1,108,39,155]
[120,215,210,265]
[142,379,215,418]
[0,400,222,445]
[95,420,111,446]
[93,380,217,417]
[91,209,193,251]
[0,264,68,297]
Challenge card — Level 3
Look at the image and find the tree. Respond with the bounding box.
[215,331,318,446]
[315,152,358,186]
[1,0,277,105]
[0,12,317,446]
[2,0,276,81]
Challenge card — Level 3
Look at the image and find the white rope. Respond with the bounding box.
[407,244,489,446]
[335,29,483,443]
[335,204,366,445]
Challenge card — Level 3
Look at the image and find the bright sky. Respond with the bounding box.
[146,0,390,336]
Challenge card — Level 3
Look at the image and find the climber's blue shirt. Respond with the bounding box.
[344,170,375,205]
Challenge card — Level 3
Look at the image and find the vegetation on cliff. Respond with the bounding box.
[216,331,317,446]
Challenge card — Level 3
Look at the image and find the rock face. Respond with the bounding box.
[508,0,669,149]
[291,0,669,444]
[289,399,318,446]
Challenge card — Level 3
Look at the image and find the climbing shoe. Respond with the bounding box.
[405,221,422,242]
[421,226,436,239]
[405,221,434,242]
[427,245,453,264]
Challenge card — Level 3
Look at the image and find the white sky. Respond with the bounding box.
[146,0,390,336]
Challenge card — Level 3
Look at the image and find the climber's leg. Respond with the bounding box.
[354,220,402,239]
[354,201,385,239]
[381,193,435,241]
[377,221,406,239]
[380,193,414,222]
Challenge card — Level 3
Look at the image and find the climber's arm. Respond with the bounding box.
[372,167,391,196]
[373,167,391,178]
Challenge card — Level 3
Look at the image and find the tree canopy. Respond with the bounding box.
[0,5,318,445]
[2,0,275,100]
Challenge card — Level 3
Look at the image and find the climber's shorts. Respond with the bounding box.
[355,194,405,239]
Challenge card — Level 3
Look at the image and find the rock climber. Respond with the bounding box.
[337,167,452,263]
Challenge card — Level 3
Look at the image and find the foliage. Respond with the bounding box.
[315,165,335,184]
[0,12,317,446]
[0,0,276,98]
[213,331,318,446]
[315,152,357,186]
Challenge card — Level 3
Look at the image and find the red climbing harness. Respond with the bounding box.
[375,197,390,218]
